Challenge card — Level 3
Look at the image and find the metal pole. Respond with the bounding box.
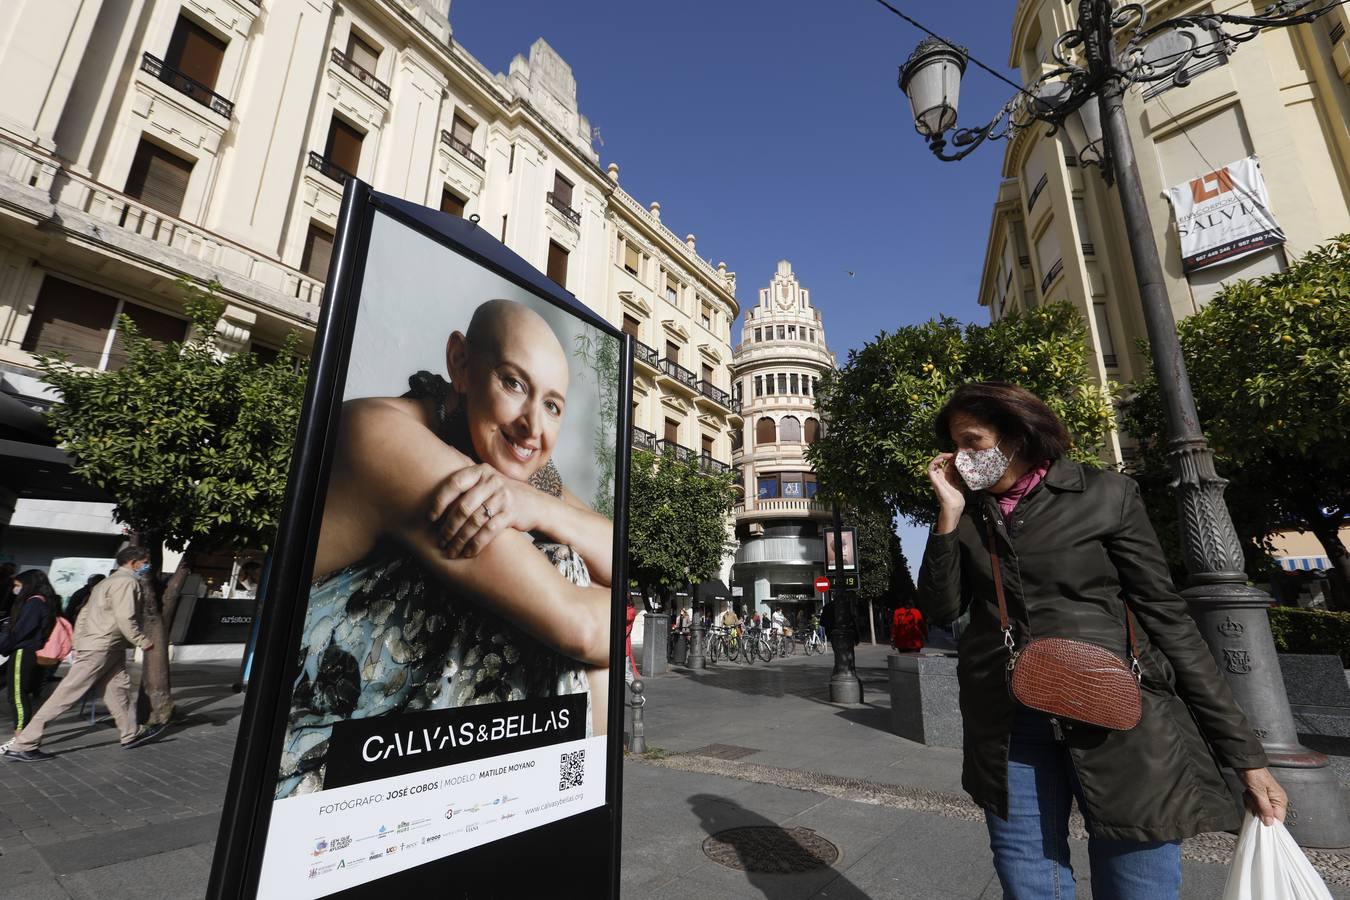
[628,680,646,754]
[829,502,862,702]
[1092,2,1350,846]
[687,593,706,670]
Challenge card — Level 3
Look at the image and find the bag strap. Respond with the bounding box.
[986,514,1140,672]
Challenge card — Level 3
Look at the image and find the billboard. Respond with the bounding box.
[209,182,630,898]
[822,527,858,573]
[1164,155,1285,273]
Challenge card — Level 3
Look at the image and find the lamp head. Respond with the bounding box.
[899,37,969,137]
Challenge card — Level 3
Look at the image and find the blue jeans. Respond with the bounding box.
[985,711,1182,900]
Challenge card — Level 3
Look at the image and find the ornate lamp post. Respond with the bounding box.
[898,0,1350,848]
[829,501,862,703]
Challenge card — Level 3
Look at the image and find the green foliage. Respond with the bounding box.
[37,279,308,552]
[848,503,911,607]
[1268,606,1350,666]
[572,330,621,519]
[1121,235,1350,589]
[807,304,1117,524]
[626,448,737,607]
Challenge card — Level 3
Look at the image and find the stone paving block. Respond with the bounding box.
[57,846,210,900]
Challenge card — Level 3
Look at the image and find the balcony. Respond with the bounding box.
[698,454,731,475]
[659,357,699,392]
[308,151,352,186]
[733,497,832,519]
[330,47,390,100]
[696,379,733,411]
[547,191,581,226]
[141,53,233,118]
[1027,173,1049,211]
[1040,258,1064,295]
[655,439,697,463]
[632,340,661,370]
[440,130,485,169]
[632,426,656,452]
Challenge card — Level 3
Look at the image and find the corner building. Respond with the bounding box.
[0,2,740,624]
[977,0,1350,464]
[729,261,835,617]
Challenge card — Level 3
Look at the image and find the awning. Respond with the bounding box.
[0,439,109,503]
[1278,556,1332,573]
[694,578,731,604]
[0,389,52,442]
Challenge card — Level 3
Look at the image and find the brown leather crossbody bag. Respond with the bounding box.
[989,536,1143,731]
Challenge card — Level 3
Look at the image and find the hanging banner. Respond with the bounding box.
[1165,155,1285,273]
[208,182,630,899]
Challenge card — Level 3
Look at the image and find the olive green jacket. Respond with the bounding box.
[918,458,1266,842]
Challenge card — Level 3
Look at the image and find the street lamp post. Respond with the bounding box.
[898,0,1350,848]
[829,501,863,703]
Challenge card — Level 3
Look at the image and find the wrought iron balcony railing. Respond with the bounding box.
[546,192,581,226]
[632,427,656,452]
[696,379,733,410]
[660,357,698,391]
[655,439,697,463]
[141,53,234,118]
[632,340,660,369]
[440,130,485,169]
[1040,258,1064,294]
[330,47,391,99]
[308,151,353,186]
[698,454,730,475]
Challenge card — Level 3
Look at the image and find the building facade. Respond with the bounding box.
[0,1,740,612]
[978,0,1350,464]
[729,261,835,616]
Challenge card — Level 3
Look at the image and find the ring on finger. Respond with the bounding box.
[483,502,495,519]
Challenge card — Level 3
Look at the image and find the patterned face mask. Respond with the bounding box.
[955,443,1012,492]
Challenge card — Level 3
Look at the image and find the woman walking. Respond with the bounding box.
[917,382,1285,900]
[1,569,60,746]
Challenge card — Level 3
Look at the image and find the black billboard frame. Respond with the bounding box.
[207,179,632,899]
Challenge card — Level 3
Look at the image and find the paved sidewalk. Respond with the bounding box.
[0,647,1347,897]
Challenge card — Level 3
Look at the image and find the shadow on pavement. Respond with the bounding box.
[688,793,870,899]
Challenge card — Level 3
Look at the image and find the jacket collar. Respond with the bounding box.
[1041,457,1085,492]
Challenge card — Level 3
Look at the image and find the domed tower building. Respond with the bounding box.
[729,261,836,619]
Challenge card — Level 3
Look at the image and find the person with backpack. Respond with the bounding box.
[64,574,105,627]
[5,547,160,762]
[0,569,63,748]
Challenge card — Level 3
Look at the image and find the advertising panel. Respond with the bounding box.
[1164,155,1285,273]
[210,183,629,899]
[822,527,858,572]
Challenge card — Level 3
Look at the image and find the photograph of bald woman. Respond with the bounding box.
[276,297,617,798]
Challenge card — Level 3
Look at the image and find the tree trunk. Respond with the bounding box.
[1307,514,1350,613]
[135,535,187,726]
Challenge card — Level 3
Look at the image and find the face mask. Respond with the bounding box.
[136,562,152,577]
[955,443,1013,492]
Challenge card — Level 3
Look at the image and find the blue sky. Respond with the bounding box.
[454,0,1022,563]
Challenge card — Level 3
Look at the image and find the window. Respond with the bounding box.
[805,417,820,444]
[21,276,185,371]
[701,302,712,330]
[755,417,776,445]
[812,377,819,396]
[546,241,569,287]
[325,116,363,175]
[622,314,641,339]
[440,187,466,217]
[779,416,802,442]
[804,473,819,498]
[500,214,508,242]
[803,377,812,397]
[1073,197,1093,255]
[124,138,193,216]
[301,223,334,279]
[788,325,797,340]
[623,242,640,276]
[776,325,785,340]
[754,375,764,397]
[790,373,799,395]
[781,472,804,498]
[702,435,714,457]
[1141,16,1228,100]
[777,373,787,394]
[665,277,680,307]
[664,418,680,444]
[1093,302,1119,369]
[451,113,475,147]
[808,328,815,342]
[754,328,762,342]
[757,475,779,499]
[552,171,574,208]
[701,363,713,385]
[165,15,226,92]
[665,340,679,364]
[345,30,380,75]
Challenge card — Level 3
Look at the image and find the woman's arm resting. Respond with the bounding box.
[1104,480,1268,769]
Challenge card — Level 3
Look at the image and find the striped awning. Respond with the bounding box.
[1278,556,1332,572]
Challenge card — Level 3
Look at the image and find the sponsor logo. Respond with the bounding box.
[396,821,411,834]
[330,835,352,851]
[423,834,441,844]
[444,807,455,820]
[308,868,319,879]
[385,846,397,856]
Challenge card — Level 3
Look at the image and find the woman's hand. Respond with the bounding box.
[430,463,548,559]
[927,453,965,533]
[1238,767,1287,825]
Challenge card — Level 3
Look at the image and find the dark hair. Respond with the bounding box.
[934,382,1071,462]
[10,568,60,634]
[116,546,151,567]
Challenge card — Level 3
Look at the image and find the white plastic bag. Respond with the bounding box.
[1223,813,1334,900]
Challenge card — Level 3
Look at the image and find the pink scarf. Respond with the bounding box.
[996,459,1051,522]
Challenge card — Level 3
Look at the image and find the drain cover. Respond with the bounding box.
[687,743,760,761]
[702,826,839,873]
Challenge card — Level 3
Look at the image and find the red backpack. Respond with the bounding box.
[37,613,74,666]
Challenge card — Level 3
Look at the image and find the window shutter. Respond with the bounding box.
[167,16,225,90]
[325,118,363,175]
[346,32,380,74]
[20,277,119,368]
[124,139,193,217]
[452,114,475,145]
[440,189,465,217]
[108,302,187,370]
[302,224,334,279]
[546,241,569,287]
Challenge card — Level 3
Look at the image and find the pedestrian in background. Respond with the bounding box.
[890,602,926,652]
[917,382,1284,899]
[5,547,162,762]
[64,574,105,627]
[0,569,61,750]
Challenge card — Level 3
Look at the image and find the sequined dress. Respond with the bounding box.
[275,374,592,799]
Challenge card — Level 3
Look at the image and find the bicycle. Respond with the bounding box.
[743,625,773,662]
[803,629,827,655]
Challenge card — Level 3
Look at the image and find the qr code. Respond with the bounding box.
[559,749,585,791]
